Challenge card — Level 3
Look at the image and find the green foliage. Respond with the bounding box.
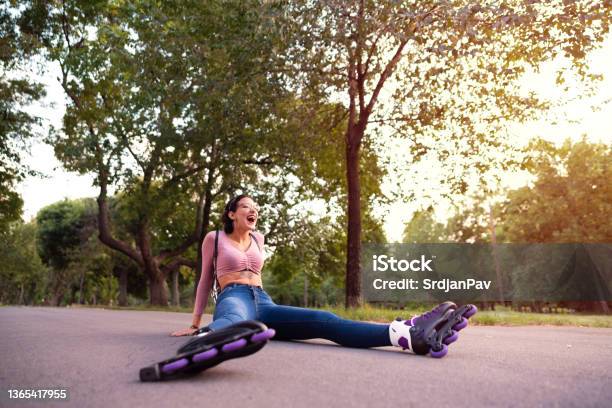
[401,139,611,313]
[15,0,319,304]
[35,198,110,305]
[501,137,611,243]
[264,216,345,299]
[406,138,611,244]
[271,99,387,206]
[273,0,612,200]
[91,269,119,306]
[0,221,47,304]
[271,0,612,306]
[445,197,494,243]
[402,207,447,243]
[265,273,343,307]
[15,0,367,306]
[0,1,45,232]
[36,198,97,269]
[10,1,609,308]
[262,206,384,306]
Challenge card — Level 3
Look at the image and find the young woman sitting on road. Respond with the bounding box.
[171,194,476,358]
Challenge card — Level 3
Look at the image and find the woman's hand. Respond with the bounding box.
[170,327,197,337]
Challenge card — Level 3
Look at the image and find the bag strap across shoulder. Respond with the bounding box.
[249,232,261,252]
[212,229,220,304]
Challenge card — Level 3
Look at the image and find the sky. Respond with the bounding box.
[15,36,612,243]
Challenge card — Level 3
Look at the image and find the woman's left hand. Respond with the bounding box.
[170,327,197,337]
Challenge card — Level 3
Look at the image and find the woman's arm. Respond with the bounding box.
[193,231,216,317]
[170,231,215,336]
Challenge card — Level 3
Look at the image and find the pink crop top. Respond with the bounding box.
[193,230,265,315]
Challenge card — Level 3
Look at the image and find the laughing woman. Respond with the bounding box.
[171,194,476,358]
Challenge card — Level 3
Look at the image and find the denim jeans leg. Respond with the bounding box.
[255,289,390,348]
[208,285,257,331]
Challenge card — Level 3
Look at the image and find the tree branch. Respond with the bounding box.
[365,38,408,118]
[161,257,197,274]
[97,170,144,266]
[243,157,274,166]
[356,0,366,114]
[156,187,206,262]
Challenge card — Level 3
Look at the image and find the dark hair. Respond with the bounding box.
[222,194,250,234]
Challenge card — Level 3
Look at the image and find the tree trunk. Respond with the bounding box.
[118,266,128,306]
[598,301,610,314]
[79,270,85,304]
[49,275,64,306]
[137,220,169,306]
[489,205,505,305]
[96,155,208,308]
[345,129,362,308]
[149,272,169,306]
[172,269,180,307]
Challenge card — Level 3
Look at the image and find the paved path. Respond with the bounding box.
[1,307,611,407]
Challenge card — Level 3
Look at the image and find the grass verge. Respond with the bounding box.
[62,303,612,328]
[324,304,612,328]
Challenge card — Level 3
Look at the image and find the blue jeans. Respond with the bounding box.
[208,283,391,348]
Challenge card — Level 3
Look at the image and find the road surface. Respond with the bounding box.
[1,307,611,407]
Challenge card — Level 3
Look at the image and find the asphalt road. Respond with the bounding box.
[1,307,611,408]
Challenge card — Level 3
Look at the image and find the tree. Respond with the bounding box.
[444,138,612,245]
[20,0,374,306]
[36,198,99,305]
[403,207,447,243]
[0,0,45,232]
[445,196,496,243]
[265,216,343,305]
[18,0,306,305]
[276,0,612,306]
[0,221,47,304]
[500,138,612,312]
[414,138,611,312]
[500,137,611,243]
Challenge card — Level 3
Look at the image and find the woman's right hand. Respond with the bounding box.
[170,327,197,337]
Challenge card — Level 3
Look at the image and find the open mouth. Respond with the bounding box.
[246,215,257,224]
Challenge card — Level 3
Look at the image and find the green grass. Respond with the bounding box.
[62,303,612,328]
[465,309,612,328]
[322,304,612,328]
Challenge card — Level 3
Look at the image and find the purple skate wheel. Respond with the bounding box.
[453,317,468,331]
[192,348,219,363]
[161,358,189,374]
[250,328,276,343]
[430,344,448,358]
[463,305,478,319]
[222,338,248,353]
[443,330,459,345]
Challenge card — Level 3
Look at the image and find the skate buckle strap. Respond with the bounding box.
[389,320,414,353]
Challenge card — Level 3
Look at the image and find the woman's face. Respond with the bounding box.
[229,197,259,231]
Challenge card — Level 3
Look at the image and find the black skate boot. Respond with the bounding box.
[139,320,275,381]
[389,302,477,358]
